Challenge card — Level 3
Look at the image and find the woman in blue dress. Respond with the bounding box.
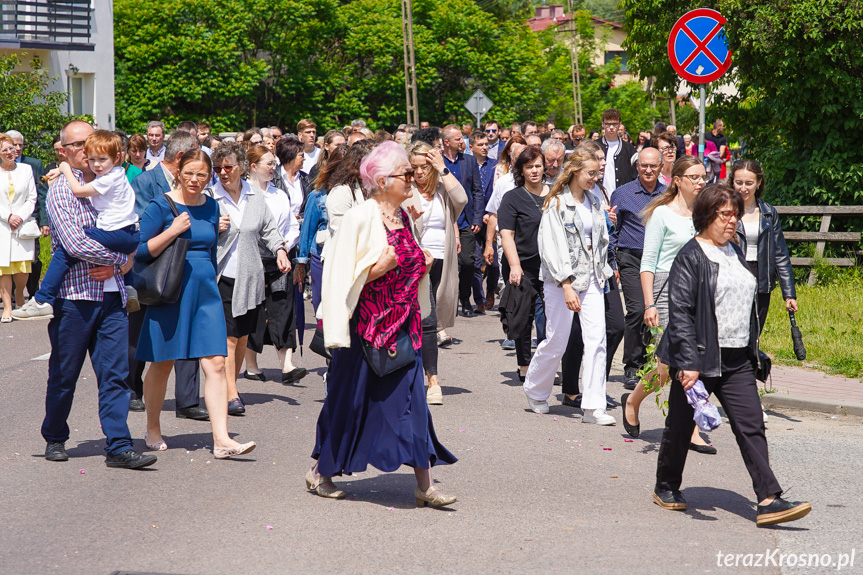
[136,150,256,459]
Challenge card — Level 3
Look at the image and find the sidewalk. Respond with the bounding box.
[761,364,863,416]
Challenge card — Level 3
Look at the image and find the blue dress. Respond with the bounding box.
[134,194,227,362]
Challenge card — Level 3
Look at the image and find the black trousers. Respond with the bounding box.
[248,270,297,353]
[501,258,543,367]
[747,262,772,335]
[655,348,782,502]
[127,305,201,409]
[457,227,477,307]
[27,250,42,298]
[617,249,646,372]
[421,259,443,376]
[561,276,626,396]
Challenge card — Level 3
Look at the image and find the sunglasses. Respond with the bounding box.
[389,169,414,184]
[213,164,237,174]
[485,129,498,134]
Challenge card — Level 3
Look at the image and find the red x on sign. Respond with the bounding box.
[667,8,732,84]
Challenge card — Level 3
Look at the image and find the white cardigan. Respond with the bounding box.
[0,163,37,268]
[319,199,430,348]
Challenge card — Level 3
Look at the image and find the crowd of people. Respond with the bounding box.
[0,110,810,524]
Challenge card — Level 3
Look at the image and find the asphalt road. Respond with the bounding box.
[1,304,860,575]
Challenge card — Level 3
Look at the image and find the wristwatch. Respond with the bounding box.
[441,167,450,176]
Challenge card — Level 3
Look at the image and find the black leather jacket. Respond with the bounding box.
[735,198,796,299]
[656,238,761,378]
[271,168,311,218]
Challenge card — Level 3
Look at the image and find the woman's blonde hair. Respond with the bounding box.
[542,148,598,210]
[406,140,438,197]
[641,155,702,223]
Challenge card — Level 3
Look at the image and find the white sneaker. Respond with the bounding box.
[11,298,53,320]
[583,408,616,425]
[526,395,549,414]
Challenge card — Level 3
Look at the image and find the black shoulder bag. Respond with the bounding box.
[132,195,190,306]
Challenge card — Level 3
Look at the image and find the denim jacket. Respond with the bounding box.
[296,189,329,264]
[538,187,611,292]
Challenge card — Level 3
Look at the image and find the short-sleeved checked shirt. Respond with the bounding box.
[47,169,128,304]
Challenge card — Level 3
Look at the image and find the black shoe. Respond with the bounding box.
[756,497,811,527]
[689,442,717,455]
[106,449,157,469]
[561,394,581,408]
[517,369,526,383]
[45,442,68,462]
[176,406,210,421]
[129,398,145,412]
[228,397,246,416]
[461,303,474,318]
[244,371,266,382]
[621,393,640,438]
[653,489,686,511]
[623,368,639,390]
[282,367,308,384]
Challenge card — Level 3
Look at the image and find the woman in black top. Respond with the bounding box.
[498,145,549,381]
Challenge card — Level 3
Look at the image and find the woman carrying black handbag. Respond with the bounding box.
[135,150,256,459]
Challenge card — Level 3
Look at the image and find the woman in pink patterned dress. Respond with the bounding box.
[307,142,458,508]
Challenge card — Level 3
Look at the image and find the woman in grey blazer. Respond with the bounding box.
[211,142,289,415]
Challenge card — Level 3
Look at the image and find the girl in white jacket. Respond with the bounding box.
[523,148,615,425]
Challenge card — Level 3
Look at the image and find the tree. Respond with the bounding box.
[0,54,72,164]
[621,0,863,206]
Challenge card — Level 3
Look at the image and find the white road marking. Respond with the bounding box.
[31,353,51,361]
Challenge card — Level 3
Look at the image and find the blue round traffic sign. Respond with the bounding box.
[667,8,732,84]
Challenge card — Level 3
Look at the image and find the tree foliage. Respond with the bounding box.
[114,0,657,134]
[621,0,863,206]
[0,54,78,164]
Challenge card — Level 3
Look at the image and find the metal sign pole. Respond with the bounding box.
[698,85,706,161]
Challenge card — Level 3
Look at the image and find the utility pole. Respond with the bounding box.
[565,0,583,124]
[401,0,419,125]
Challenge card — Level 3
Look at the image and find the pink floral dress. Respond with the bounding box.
[355,214,426,351]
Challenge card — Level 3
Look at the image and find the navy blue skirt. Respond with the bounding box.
[312,330,457,477]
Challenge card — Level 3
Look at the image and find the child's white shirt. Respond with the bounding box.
[88,166,138,230]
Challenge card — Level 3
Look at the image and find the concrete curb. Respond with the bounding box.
[761,394,863,417]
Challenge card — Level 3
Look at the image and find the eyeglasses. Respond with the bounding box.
[602,122,620,128]
[213,164,237,174]
[658,146,676,153]
[681,174,706,183]
[485,129,498,134]
[389,169,414,184]
[62,140,86,150]
[180,171,212,182]
[639,163,660,170]
[715,210,739,222]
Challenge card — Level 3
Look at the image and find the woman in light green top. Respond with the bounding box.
[622,156,715,453]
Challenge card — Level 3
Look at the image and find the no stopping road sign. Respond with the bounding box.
[667,8,732,83]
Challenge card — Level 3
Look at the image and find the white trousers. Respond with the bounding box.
[523,278,607,410]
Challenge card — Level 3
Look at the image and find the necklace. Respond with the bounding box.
[381,208,403,226]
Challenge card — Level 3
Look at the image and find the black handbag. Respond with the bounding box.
[361,323,416,377]
[132,196,190,306]
[309,326,332,360]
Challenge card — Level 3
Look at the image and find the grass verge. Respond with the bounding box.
[760,281,863,379]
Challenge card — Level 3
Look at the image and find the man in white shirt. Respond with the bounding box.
[144,120,166,169]
[297,119,319,174]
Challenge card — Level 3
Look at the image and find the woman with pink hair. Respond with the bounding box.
[306,142,458,508]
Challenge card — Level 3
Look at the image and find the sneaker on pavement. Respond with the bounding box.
[125,286,140,313]
[623,368,640,390]
[583,408,616,425]
[105,449,157,469]
[526,395,549,414]
[12,298,53,320]
[45,441,68,462]
[501,339,516,350]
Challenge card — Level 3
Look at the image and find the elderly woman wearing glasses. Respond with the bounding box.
[307,141,457,507]
[652,183,810,526]
[211,142,290,415]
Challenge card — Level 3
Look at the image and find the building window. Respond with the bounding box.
[604,50,629,72]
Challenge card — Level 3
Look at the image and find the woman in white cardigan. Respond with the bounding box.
[0,134,37,322]
[308,142,458,508]
[523,148,615,425]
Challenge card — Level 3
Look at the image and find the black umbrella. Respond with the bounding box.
[294,282,305,355]
[788,311,806,361]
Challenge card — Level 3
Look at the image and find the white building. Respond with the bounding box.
[0,0,115,129]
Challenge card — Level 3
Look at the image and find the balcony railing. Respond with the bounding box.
[0,0,93,50]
